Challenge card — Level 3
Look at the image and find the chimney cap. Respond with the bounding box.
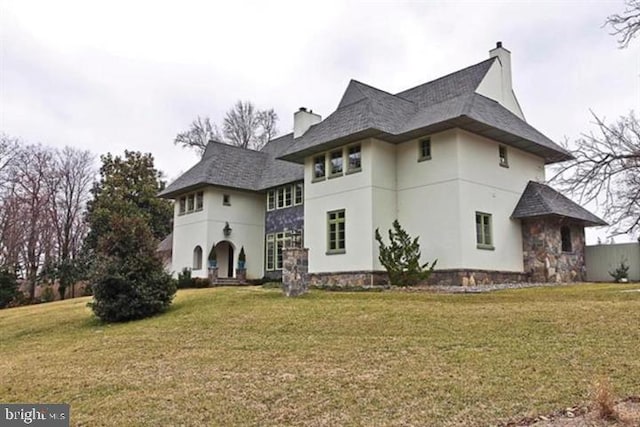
[299,107,307,112]
[496,41,503,48]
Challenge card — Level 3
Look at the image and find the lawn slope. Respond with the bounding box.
[1,284,639,426]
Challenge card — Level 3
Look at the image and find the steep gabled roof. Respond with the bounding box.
[395,58,496,106]
[512,181,607,226]
[279,57,571,164]
[158,134,303,198]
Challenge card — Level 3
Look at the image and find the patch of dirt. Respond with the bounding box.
[501,397,640,427]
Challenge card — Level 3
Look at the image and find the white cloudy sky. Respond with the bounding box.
[0,0,638,240]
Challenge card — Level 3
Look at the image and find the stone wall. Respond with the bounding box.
[282,247,309,296]
[426,269,528,287]
[307,271,389,289]
[521,217,586,282]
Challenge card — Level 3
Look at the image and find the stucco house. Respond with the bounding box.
[159,43,605,286]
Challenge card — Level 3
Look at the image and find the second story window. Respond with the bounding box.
[223,194,231,206]
[419,138,431,161]
[187,194,195,212]
[267,190,275,211]
[294,183,303,205]
[314,155,326,180]
[196,191,204,210]
[499,145,509,168]
[330,150,343,177]
[179,197,186,215]
[347,145,361,172]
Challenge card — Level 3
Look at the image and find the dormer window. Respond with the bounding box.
[499,145,509,168]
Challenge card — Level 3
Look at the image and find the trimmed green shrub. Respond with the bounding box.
[375,220,437,287]
[177,268,193,289]
[89,216,176,322]
[192,278,210,288]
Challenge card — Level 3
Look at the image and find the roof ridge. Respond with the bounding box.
[395,57,496,97]
[337,79,416,111]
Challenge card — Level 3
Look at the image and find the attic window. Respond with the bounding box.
[419,138,432,161]
[223,194,231,206]
[499,145,509,168]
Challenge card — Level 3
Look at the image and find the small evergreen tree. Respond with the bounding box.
[0,268,19,309]
[609,260,630,283]
[89,216,176,322]
[375,220,437,286]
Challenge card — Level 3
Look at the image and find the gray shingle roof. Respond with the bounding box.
[158,135,303,198]
[512,181,607,226]
[279,57,571,164]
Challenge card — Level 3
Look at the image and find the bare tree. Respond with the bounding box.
[257,108,279,148]
[173,116,221,156]
[49,147,95,298]
[11,145,56,299]
[606,0,640,48]
[222,100,261,149]
[175,101,279,154]
[0,134,20,190]
[550,112,640,235]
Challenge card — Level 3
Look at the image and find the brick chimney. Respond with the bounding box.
[489,41,512,97]
[293,107,321,138]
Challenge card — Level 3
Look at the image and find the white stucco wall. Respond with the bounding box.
[304,138,376,273]
[172,186,265,279]
[396,130,463,269]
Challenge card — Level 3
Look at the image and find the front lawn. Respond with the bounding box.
[0,284,638,426]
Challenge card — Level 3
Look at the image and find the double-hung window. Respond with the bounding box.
[327,210,346,254]
[475,212,493,250]
[419,138,431,161]
[329,150,343,177]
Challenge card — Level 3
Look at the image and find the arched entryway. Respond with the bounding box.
[215,241,235,278]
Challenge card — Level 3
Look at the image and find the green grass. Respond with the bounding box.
[1,284,639,426]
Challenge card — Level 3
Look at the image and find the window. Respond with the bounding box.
[265,232,292,270]
[330,150,343,177]
[223,194,231,206]
[327,210,346,254]
[283,186,292,207]
[179,191,205,215]
[267,190,275,211]
[193,246,203,270]
[196,191,204,211]
[313,155,326,180]
[294,182,303,205]
[561,226,572,252]
[499,145,509,167]
[419,138,432,161]
[347,144,361,173]
[187,194,195,212]
[475,212,493,249]
[266,235,275,271]
[276,187,285,208]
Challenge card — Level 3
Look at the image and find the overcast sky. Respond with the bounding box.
[1,0,638,240]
